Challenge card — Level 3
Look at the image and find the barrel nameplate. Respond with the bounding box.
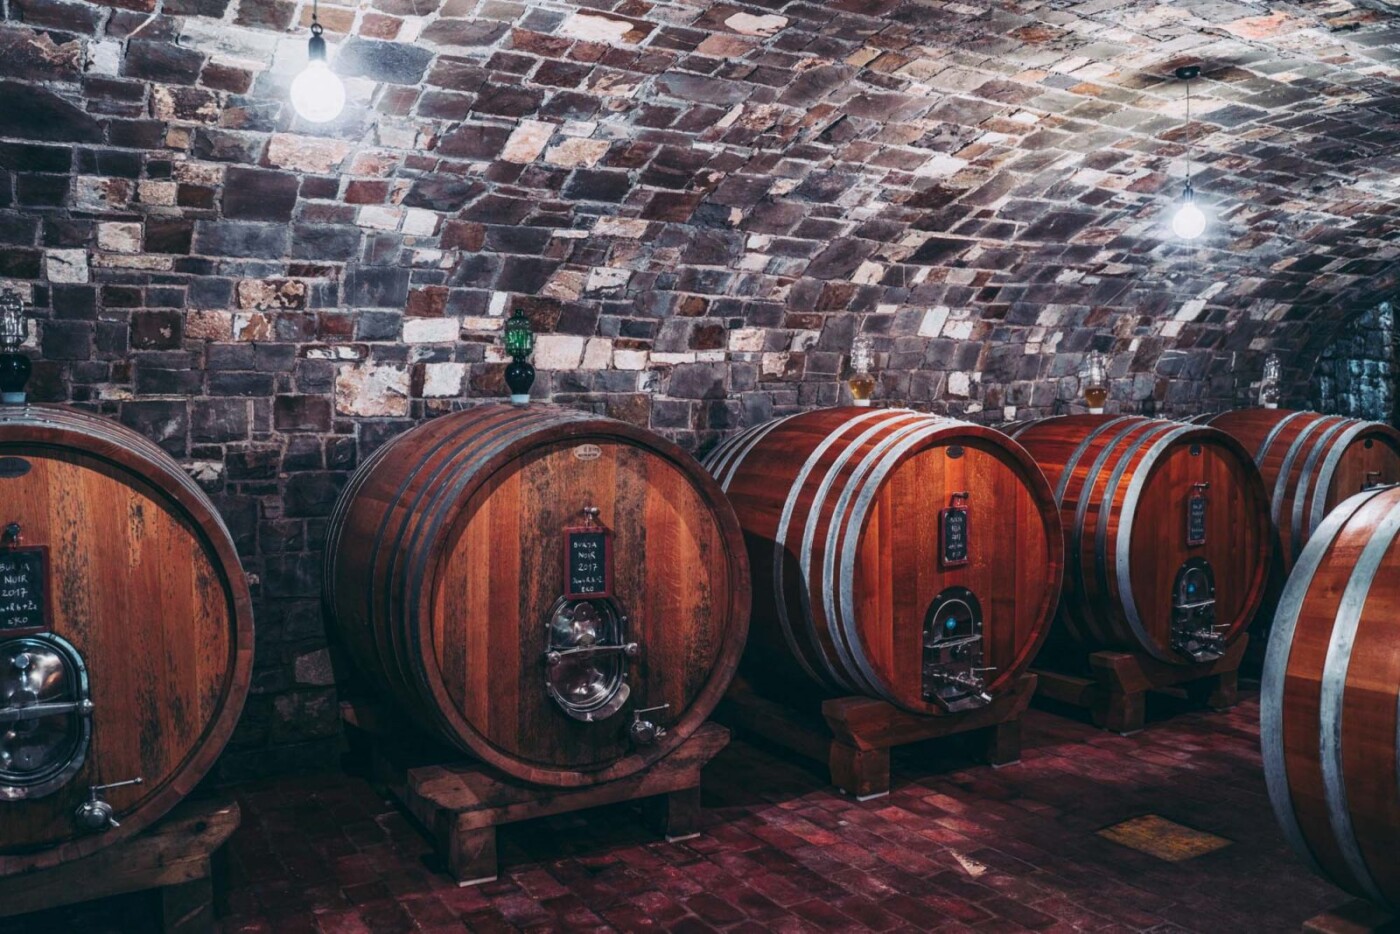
[0,546,46,632]
[572,443,602,462]
[564,527,612,599]
[940,492,970,568]
[0,457,30,479]
[1187,488,1207,546]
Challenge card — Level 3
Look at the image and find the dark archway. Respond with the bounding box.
[1307,302,1396,424]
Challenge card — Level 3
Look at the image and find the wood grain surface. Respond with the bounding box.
[326,404,750,787]
[1012,415,1270,663]
[705,407,1062,714]
[1197,409,1400,575]
[0,405,252,875]
[1262,484,1400,910]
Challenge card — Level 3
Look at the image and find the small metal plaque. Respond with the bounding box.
[0,458,30,480]
[0,547,46,632]
[573,444,602,461]
[564,527,612,600]
[1187,489,1207,546]
[940,503,970,568]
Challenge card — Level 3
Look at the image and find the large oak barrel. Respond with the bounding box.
[704,407,1062,714]
[1010,415,1270,664]
[1192,409,1400,575]
[1263,483,1400,909]
[325,404,749,787]
[0,405,253,874]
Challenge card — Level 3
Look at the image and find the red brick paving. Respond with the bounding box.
[0,693,1348,932]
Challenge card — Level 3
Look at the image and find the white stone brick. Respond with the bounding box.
[534,335,586,369]
[918,306,950,337]
[138,181,178,206]
[545,138,611,168]
[334,364,410,416]
[1174,299,1206,321]
[585,267,631,293]
[613,349,648,370]
[501,119,554,164]
[728,328,765,352]
[402,208,439,236]
[358,206,403,230]
[266,133,352,173]
[947,372,972,397]
[724,11,787,35]
[88,40,122,76]
[580,338,613,369]
[760,352,788,377]
[421,362,467,398]
[853,261,884,285]
[98,222,143,254]
[403,318,460,343]
[45,250,88,283]
[594,217,648,238]
[560,12,638,45]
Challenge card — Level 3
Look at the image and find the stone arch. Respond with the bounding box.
[1303,302,1396,422]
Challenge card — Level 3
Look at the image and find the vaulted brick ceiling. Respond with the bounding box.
[4,0,1399,421]
[300,0,1400,402]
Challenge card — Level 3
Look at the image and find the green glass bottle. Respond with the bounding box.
[503,308,535,405]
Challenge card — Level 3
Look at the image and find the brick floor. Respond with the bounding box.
[1,692,1348,933]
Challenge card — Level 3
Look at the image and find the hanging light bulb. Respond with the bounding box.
[290,5,344,124]
[1172,182,1206,240]
[1170,65,1206,241]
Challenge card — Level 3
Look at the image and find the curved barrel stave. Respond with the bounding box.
[1263,483,1400,909]
[326,404,750,787]
[705,407,1062,715]
[0,405,253,875]
[1012,415,1271,664]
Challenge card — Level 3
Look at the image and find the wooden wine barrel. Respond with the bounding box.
[325,404,749,787]
[1191,409,1400,576]
[704,407,1062,714]
[0,405,253,875]
[1009,415,1270,664]
[1263,483,1400,909]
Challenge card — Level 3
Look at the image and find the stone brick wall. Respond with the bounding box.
[1310,302,1396,424]
[1,0,1397,775]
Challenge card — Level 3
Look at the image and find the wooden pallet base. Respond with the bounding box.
[716,673,1037,800]
[0,798,239,933]
[1033,634,1247,735]
[1304,899,1400,933]
[342,702,729,886]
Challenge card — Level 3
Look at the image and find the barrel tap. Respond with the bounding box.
[74,777,143,833]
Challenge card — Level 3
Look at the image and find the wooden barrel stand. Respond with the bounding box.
[1303,899,1399,934]
[718,673,1037,800]
[0,799,239,933]
[341,701,727,886]
[1032,635,1246,735]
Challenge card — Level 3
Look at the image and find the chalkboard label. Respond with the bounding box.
[1187,491,1207,546]
[0,547,46,631]
[0,458,30,480]
[564,527,613,599]
[940,506,970,568]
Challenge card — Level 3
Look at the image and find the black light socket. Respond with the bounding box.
[308,22,327,61]
[1175,65,1201,80]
